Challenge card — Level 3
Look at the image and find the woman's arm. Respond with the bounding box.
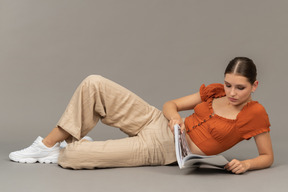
[225,132,274,174]
[162,92,202,133]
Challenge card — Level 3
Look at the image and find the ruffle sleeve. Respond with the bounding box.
[199,83,226,102]
[237,102,271,140]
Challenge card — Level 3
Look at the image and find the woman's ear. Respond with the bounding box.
[252,80,259,93]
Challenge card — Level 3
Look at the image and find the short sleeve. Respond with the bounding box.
[238,102,271,140]
[199,83,226,102]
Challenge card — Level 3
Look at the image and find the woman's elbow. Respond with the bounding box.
[263,153,274,169]
[162,101,175,110]
[268,154,274,168]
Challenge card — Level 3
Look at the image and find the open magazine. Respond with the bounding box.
[174,124,229,169]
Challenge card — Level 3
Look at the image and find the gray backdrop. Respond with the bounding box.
[0,1,287,192]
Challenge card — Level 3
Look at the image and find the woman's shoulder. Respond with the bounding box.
[199,83,225,102]
[238,101,270,125]
[200,83,224,90]
[243,101,268,115]
[238,101,271,139]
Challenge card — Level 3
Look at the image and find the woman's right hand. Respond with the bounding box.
[168,118,185,134]
[162,92,202,135]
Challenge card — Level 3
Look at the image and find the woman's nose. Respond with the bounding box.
[230,88,236,96]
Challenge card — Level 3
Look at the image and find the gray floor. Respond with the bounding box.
[1,131,287,192]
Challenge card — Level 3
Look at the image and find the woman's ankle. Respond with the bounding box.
[42,138,56,148]
[42,126,70,148]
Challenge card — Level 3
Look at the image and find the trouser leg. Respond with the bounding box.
[58,136,149,169]
[58,110,176,169]
[56,75,157,141]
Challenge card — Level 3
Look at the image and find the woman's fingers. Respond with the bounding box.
[168,119,183,133]
[180,123,186,133]
[225,159,248,174]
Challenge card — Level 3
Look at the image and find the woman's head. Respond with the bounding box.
[224,57,257,85]
[224,57,258,106]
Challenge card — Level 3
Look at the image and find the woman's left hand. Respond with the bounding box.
[224,159,250,174]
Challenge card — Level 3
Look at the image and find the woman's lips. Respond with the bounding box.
[229,97,238,102]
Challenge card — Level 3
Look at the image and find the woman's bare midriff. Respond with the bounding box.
[185,133,206,156]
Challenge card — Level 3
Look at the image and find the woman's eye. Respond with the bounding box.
[237,87,245,90]
[225,84,231,88]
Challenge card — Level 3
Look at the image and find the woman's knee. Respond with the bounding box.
[85,75,103,81]
[82,75,104,85]
[78,75,107,91]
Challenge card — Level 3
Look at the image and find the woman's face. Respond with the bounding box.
[224,73,258,107]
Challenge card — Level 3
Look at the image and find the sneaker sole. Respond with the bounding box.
[9,153,59,164]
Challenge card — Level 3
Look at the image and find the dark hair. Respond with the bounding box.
[225,57,257,84]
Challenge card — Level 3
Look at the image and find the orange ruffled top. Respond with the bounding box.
[185,83,270,156]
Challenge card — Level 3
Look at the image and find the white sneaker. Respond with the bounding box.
[9,136,60,164]
[60,136,93,148]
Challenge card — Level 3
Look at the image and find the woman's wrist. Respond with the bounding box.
[242,160,251,171]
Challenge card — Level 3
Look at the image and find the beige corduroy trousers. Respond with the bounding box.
[57,75,176,169]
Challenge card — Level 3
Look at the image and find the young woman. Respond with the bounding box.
[9,57,273,174]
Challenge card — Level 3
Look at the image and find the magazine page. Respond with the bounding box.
[174,124,185,169]
[174,124,195,168]
[174,124,229,169]
[183,154,229,168]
